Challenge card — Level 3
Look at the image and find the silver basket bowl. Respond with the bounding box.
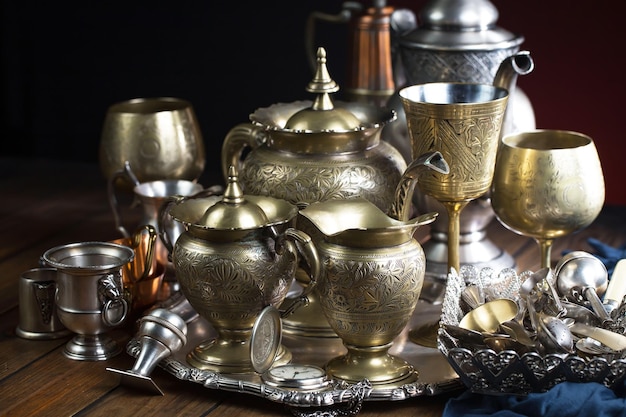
[438,266,626,395]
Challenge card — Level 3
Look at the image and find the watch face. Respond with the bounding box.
[263,364,329,390]
[250,306,282,374]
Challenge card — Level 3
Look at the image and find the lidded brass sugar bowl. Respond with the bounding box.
[159,166,320,373]
[221,47,408,337]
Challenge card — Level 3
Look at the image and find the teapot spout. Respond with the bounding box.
[493,51,535,138]
[493,50,534,92]
[389,151,450,221]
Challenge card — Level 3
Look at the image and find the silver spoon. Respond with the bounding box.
[576,337,619,356]
[520,269,575,354]
[561,300,603,327]
[555,251,610,321]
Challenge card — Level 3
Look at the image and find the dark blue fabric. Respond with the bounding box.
[562,238,626,276]
[443,381,626,417]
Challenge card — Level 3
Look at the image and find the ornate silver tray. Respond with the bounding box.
[127,285,463,411]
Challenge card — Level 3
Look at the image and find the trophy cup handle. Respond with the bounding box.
[99,273,129,327]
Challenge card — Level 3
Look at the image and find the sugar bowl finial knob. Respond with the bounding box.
[107,308,188,395]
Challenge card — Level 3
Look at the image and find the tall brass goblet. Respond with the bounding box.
[399,83,509,274]
[491,130,605,269]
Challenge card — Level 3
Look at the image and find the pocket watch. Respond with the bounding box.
[250,305,282,374]
[262,364,330,390]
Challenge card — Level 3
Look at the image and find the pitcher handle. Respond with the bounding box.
[278,228,321,318]
[129,224,158,282]
[220,123,267,183]
[107,161,141,239]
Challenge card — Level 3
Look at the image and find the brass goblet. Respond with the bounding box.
[399,83,509,274]
[491,130,605,269]
[99,97,206,187]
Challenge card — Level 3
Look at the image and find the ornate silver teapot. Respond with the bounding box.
[221,47,407,213]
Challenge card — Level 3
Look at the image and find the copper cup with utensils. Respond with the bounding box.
[110,224,165,314]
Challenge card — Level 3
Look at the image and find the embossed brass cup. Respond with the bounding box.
[491,130,605,269]
[399,82,509,273]
[298,197,438,387]
[42,242,134,361]
[160,167,320,373]
[99,97,206,187]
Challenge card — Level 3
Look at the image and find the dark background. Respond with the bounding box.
[2,1,624,205]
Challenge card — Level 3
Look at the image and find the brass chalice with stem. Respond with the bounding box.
[491,130,605,269]
[399,83,509,274]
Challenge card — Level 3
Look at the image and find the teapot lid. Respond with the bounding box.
[283,47,362,132]
[198,166,272,229]
[398,0,524,51]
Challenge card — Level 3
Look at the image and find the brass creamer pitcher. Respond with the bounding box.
[297,151,447,386]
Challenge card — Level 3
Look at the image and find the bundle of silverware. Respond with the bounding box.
[438,254,626,395]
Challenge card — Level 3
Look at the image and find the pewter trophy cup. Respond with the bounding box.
[491,130,605,269]
[42,242,134,361]
[399,82,509,275]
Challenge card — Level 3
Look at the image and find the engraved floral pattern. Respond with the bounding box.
[239,145,404,210]
[316,242,425,345]
[173,235,296,329]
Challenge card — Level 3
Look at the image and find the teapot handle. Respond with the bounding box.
[107,161,141,238]
[220,123,267,184]
[278,228,321,318]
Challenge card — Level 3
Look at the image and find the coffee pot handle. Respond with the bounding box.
[277,228,321,318]
[220,123,266,184]
[108,161,141,239]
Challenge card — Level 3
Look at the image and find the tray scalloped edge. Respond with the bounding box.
[126,338,464,408]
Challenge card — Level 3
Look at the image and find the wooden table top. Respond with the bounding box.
[2,156,626,417]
